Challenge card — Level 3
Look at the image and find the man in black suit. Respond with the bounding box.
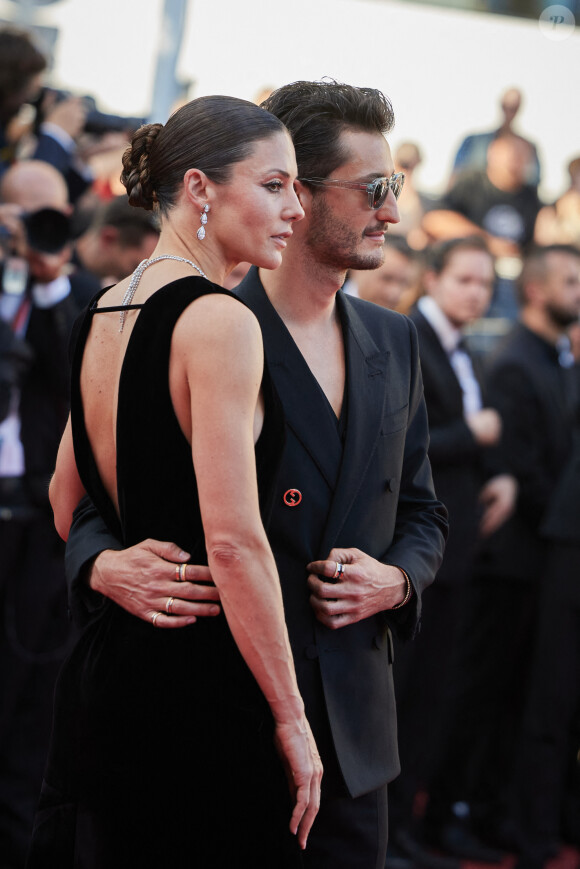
[424,243,580,852]
[62,81,447,869]
[511,417,580,869]
[388,238,517,865]
[0,160,97,868]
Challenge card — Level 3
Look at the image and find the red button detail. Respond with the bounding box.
[283,489,302,507]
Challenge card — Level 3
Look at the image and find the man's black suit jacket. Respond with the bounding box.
[408,307,494,584]
[65,269,447,799]
[477,322,578,582]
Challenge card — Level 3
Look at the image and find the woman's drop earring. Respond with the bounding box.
[197,204,210,240]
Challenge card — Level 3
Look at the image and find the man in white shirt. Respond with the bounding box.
[388,237,517,867]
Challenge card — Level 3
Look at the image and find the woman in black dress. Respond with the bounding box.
[27,96,321,868]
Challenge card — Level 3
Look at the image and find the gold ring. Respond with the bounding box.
[166,596,175,614]
[152,612,162,627]
[178,563,187,582]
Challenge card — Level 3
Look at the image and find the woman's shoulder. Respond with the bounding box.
[148,275,245,310]
[171,278,260,342]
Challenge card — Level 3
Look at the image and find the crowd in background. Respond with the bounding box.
[0,24,579,869]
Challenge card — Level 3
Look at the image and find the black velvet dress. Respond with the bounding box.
[27,277,302,868]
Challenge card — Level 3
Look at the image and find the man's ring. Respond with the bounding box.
[177,563,187,582]
[166,596,175,614]
[152,612,162,626]
[332,562,345,579]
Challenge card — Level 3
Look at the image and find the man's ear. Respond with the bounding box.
[525,279,546,306]
[99,226,119,248]
[294,179,311,204]
[293,179,312,215]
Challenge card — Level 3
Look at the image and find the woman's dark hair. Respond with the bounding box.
[261,79,395,182]
[121,95,286,214]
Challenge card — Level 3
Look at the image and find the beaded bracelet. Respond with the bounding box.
[391,567,413,610]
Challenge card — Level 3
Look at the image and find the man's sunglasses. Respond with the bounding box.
[298,172,405,210]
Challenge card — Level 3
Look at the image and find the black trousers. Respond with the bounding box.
[302,688,389,869]
[304,782,388,869]
[0,511,76,869]
[510,543,580,862]
[389,582,467,832]
[424,573,539,832]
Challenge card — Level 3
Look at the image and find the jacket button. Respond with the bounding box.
[304,644,319,660]
[373,633,384,650]
[385,478,395,492]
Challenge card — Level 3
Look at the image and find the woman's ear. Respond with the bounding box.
[183,168,211,211]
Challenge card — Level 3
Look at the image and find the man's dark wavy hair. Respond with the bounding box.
[261,79,395,181]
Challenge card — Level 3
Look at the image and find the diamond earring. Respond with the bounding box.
[197,204,210,240]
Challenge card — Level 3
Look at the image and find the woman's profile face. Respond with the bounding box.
[211,130,303,272]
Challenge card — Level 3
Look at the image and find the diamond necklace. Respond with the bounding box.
[119,255,207,332]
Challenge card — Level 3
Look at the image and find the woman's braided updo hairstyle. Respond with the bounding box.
[121,95,286,215]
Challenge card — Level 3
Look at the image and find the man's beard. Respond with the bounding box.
[306,195,386,272]
[546,301,579,330]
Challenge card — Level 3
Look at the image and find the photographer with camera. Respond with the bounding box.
[0,159,97,868]
[0,26,94,205]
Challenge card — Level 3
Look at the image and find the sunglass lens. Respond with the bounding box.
[392,174,404,200]
[373,181,388,209]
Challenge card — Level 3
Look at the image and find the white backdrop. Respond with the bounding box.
[1,0,578,199]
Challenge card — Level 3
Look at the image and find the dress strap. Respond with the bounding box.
[119,255,207,332]
[91,303,144,314]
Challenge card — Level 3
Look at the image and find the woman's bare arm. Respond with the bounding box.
[172,293,321,847]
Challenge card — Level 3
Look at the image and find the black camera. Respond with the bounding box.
[22,208,71,253]
[0,210,71,256]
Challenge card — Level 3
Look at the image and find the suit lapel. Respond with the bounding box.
[237,268,343,489]
[237,272,390,553]
[411,308,465,414]
[318,292,389,554]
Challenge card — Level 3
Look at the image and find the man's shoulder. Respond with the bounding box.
[490,323,543,362]
[486,324,557,389]
[341,293,416,358]
[342,292,410,331]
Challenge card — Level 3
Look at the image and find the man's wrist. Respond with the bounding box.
[88,548,116,595]
[390,566,413,610]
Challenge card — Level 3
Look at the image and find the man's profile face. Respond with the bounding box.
[304,128,400,272]
[542,252,580,328]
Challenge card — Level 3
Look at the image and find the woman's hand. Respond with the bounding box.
[273,717,322,850]
[90,540,221,627]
